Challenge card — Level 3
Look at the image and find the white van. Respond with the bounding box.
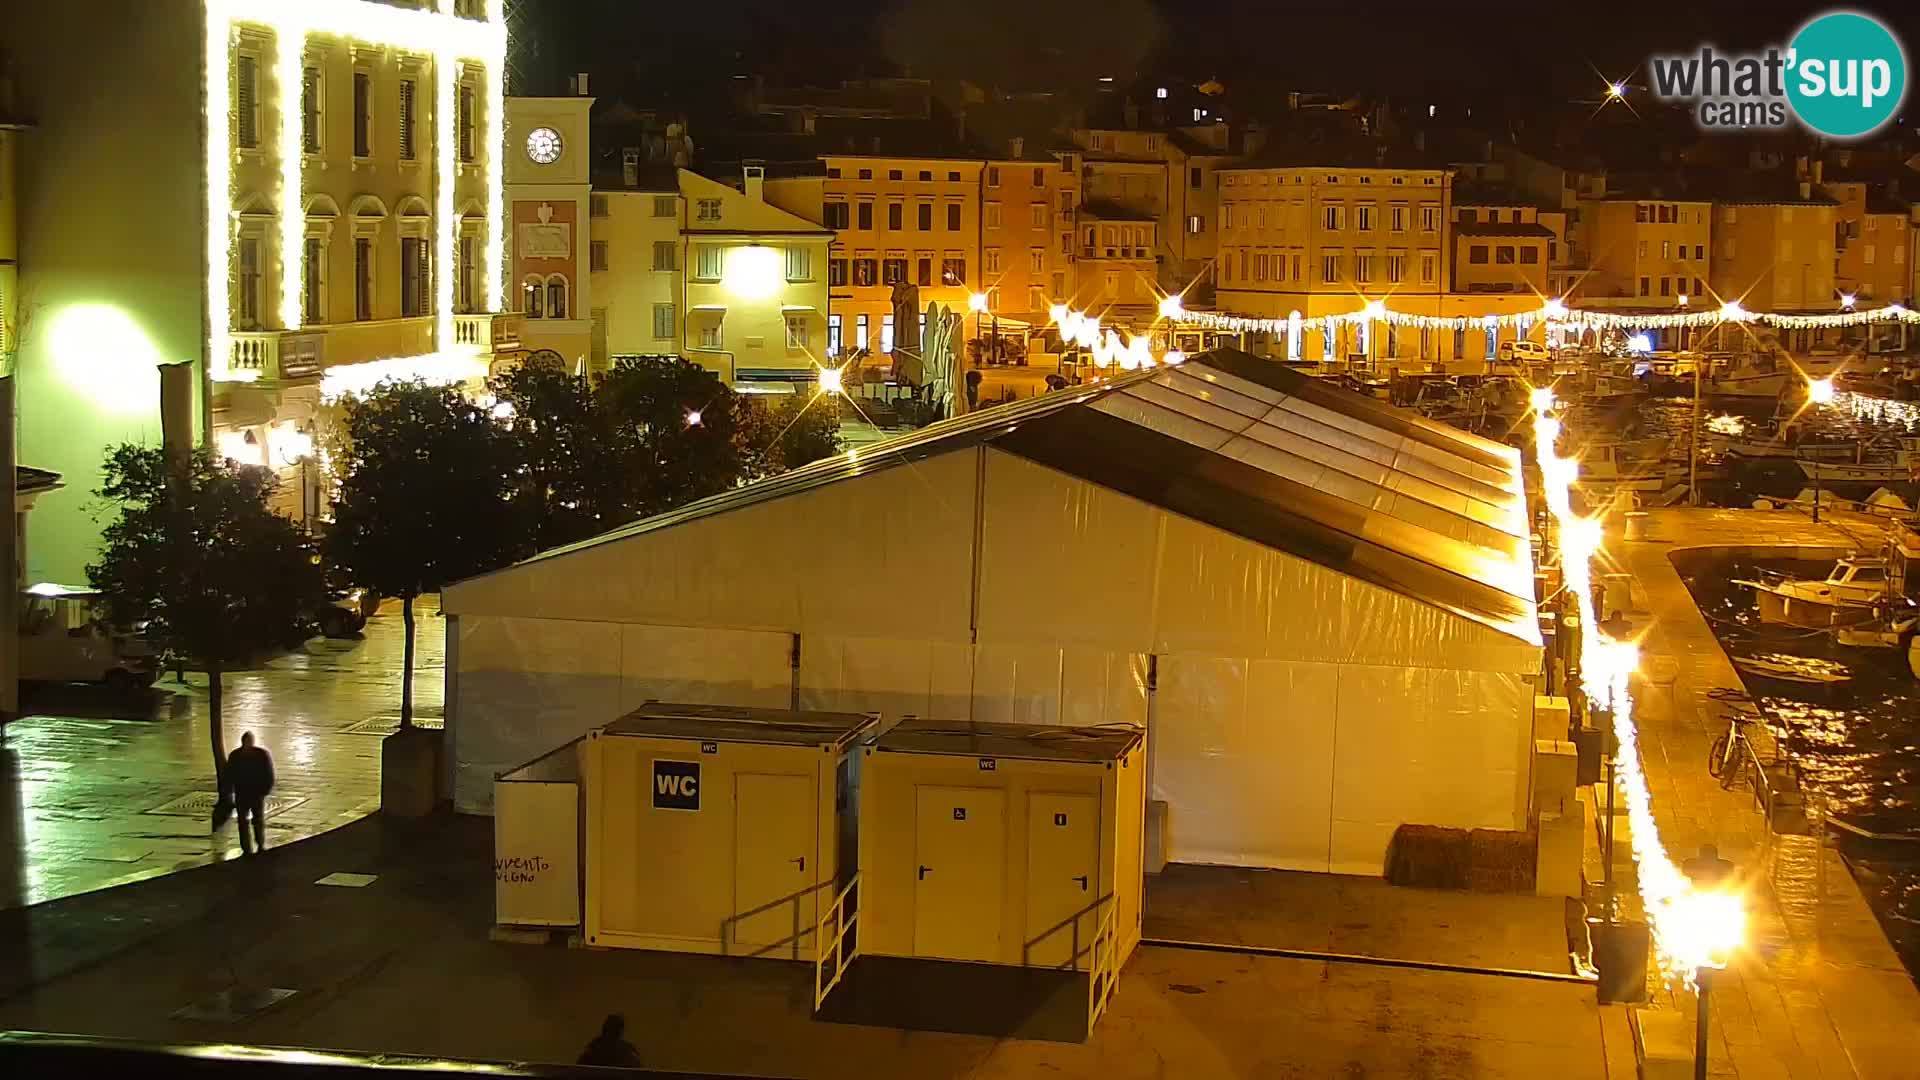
[19,584,159,691]
[1501,340,1551,361]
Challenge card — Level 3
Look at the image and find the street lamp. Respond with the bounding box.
[1806,378,1834,521]
[968,291,997,367]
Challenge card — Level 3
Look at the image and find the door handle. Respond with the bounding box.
[918,865,931,880]
[791,856,805,872]
[1074,875,1089,891]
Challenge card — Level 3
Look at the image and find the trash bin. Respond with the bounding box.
[1590,916,1650,1003]
[1623,511,1650,541]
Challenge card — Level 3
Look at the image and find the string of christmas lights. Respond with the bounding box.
[1173,298,1919,337]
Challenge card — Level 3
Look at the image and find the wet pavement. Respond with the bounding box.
[0,601,444,910]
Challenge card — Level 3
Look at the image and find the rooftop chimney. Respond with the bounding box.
[572,71,590,96]
[743,164,765,203]
[1798,180,1811,200]
[622,148,640,188]
[1812,160,1824,184]
[1008,136,1024,160]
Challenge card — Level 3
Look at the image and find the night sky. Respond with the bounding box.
[510,0,1920,108]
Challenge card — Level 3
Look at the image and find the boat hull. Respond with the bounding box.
[1754,589,1880,628]
[1795,461,1916,482]
[1709,372,1791,398]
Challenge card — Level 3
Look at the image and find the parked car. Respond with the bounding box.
[1501,340,1551,362]
[19,584,158,691]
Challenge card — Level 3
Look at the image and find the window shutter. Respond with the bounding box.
[235,55,258,147]
[398,80,416,160]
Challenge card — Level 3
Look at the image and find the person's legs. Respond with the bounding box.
[235,803,254,854]
[250,800,266,851]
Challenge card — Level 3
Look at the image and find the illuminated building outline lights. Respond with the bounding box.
[204,0,507,382]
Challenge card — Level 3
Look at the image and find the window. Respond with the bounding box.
[909,202,927,230]
[1661,240,1671,259]
[1420,252,1436,283]
[916,257,932,286]
[881,313,895,352]
[699,321,721,348]
[1723,238,1736,257]
[948,171,960,181]
[1864,244,1877,265]
[942,257,965,285]
[1090,133,1104,150]
[1693,277,1705,295]
[855,313,869,350]
[302,238,324,322]
[398,78,417,160]
[984,202,1001,228]
[1519,247,1539,264]
[1658,204,1675,223]
[401,238,431,317]
[590,240,608,272]
[918,170,932,181]
[524,278,542,318]
[1387,254,1405,283]
[888,203,903,230]
[1659,276,1671,296]
[353,71,372,157]
[1637,240,1648,258]
[827,313,843,356]
[1636,204,1652,223]
[888,169,903,181]
[1484,324,1496,360]
[696,199,722,223]
[1254,253,1268,281]
[786,247,812,281]
[1421,205,1438,232]
[1320,253,1339,282]
[354,237,373,320]
[695,244,722,280]
[828,258,848,286]
[1638,276,1650,295]
[824,202,849,229]
[652,303,675,340]
[235,235,261,327]
[986,166,1001,188]
[1029,248,1045,273]
[1390,205,1405,231]
[857,202,873,230]
[1030,203,1046,228]
[1496,246,1515,264]
[1145,135,1159,152]
[652,241,676,271]
[882,257,907,284]
[1292,253,1302,281]
[858,169,872,180]
[786,316,808,350]
[1221,204,1233,229]
[1469,245,1489,264]
[458,81,475,162]
[1189,166,1205,189]
[1059,191,1074,211]
[1324,204,1344,230]
[1187,215,1203,234]
[301,67,322,153]
[590,195,609,218]
[984,248,1001,274]
[458,234,476,312]
[1693,244,1705,260]
[947,203,961,230]
[853,258,876,286]
[234,53,259,149]
[653,195,676,218]
[1722,207,1737,224]
[1356,205,1374,231]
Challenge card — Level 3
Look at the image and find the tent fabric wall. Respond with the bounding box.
[442,450,979,642]
[453,616,791,811]
[796,635,973,720]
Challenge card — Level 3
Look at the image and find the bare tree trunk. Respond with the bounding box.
[207,663,227,829]
[400,594,415,729]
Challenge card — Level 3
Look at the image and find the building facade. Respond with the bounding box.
[507,95,594,367]
[679,167,832,383]
[12,0,518,578]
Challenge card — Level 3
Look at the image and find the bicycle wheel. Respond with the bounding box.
[1707,732,1732,779]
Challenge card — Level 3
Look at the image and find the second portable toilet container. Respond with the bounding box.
[582,702,875,960]
[854,719,1147,976]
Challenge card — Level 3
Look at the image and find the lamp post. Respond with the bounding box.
[968,291,990,368]
[1808,377,1835,523]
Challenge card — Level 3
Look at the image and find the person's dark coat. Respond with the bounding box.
[578,1015,640,1068]
[227,745,275,803]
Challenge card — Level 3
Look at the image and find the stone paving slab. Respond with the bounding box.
[1,602,444,909]
[1609,508,1920,1080]
[0,814,1618,1079]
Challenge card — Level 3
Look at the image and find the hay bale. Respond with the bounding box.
[1385,824,1471,889]
[1467,827,1538,893]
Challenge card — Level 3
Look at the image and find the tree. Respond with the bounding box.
[87,445,327,802]
[326,380,525,728]
[490,361,632,550]
[595,357,742,515]
[735,393,844,480]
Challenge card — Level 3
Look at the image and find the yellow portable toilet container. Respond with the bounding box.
[582,702,875,960]
[819,719,1145,1036]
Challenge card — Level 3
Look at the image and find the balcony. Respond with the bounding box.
[228,331,326,381]
[454,312,522,352]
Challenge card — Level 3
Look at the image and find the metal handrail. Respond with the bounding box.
[1086,904,1120,1032]
[812,874,860,1011]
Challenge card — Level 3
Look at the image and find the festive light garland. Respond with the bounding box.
[1177,297,1919,337]
[1531,389,1745,986]
[205,0,507,382]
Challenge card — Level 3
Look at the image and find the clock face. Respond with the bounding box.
[526,126,563,164]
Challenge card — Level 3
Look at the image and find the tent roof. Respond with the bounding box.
[486,349,1538,644]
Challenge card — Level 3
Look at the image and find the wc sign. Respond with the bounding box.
[652,759,701,811]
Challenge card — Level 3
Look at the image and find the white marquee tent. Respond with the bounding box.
[443,349,1541,874]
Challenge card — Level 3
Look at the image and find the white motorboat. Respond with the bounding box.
[1733,654,1852,684]
[1796,438,1920,483]
[1574,438,1682,495]
[1734,557,1892,628]
[1723,435,1860,462]
[1708,370,1793,398]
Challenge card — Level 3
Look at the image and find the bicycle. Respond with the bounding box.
[1707,707,1760,789]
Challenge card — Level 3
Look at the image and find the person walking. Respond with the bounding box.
[577,1014,641,1068]
[227,732,274,855]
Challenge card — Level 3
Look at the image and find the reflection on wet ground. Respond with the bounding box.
[1676,552,1920,977]
[0,602,444,910]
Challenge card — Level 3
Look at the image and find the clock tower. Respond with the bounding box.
[505,92,595,370]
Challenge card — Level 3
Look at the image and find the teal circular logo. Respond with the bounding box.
[1786,12,1907,138]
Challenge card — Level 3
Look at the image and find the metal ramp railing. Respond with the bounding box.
[812,874,860,1011]
[1086,904,1120,1033]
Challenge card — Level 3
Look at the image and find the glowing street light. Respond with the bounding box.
[967,292,989,313]
[1529,386,1557,413]
[816,366,844,396]
[1808,377,1835,404]
[1048,303,1069,325]
[1158,293,1185,320]
[1542,298,1569,320]
[1362,299,1388,321]
[1607,81,1626,99]
[685,409,703,427]
[1840,293,1857,310]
